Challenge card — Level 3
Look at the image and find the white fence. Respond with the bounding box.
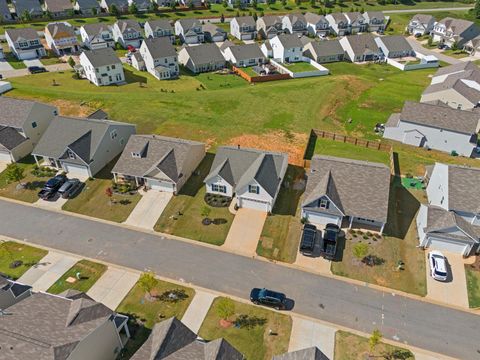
[271,57,329,78]
[386,51,439,71]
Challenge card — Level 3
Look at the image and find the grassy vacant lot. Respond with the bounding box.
[334,330,414,360]
[257,165,305,263]
[116,278,194,359]
[465,264,480,308]
[0,241,47,280]
[331,179,427,296]
[198,297,292,360]
[47,259,107,294]
[154,154,234,245]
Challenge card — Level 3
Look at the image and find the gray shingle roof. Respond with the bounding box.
[0,97,56,128]
[205,146,288,198]
[258,15,282,27]
[398,101,480,134]
[306,39,344,58]
[303,155,391,223]
[438,17,476,36]
[116,19,142,33]
[46,22,75,38]
[376,35,412,53]
[0,126,28,151]
[5,27,40,42]
[234,15,256,27]
[177,18,201,30]
[45,0,72,12]
[304,12,325,25]
[103,0,128,8]
[273,347,330,360]
[202,23,226,36]
[227,43,265,61]
[75,0,100,10]
[411,14,434,24]
[219,40,235,52]
[182,43,225,65]
[81,23,111,37]
[146,19,173,31]
[364,11,385,22]
[143,37,176,58]
[276,33,303,48]
[446,163,480,214]
[344,33,379,57]
[425,205,480,241]
[328,12,348,23]
[82,47,121,67]
[433,61,477,77]
[12,0,43,15]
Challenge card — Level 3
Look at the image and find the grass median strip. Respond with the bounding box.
[0,241,48,280]
[47,259,107,294]
[465,264,480,308]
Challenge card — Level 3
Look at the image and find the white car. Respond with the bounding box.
[428,251,448,282]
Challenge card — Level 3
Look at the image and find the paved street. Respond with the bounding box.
[0,62,70,79]
[0,199,479,359]
[406,37,462,65]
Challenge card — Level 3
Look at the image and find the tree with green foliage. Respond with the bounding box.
[187,0,194,9]
[281,0,287,7]
[45,10,53,19]
[4,163,24,184]
[91,7,98,15]
[216,298,235,320]
[310,0,315,7]
[21,10,32,22]
[138,271,158,297]
[369,329,382,355]
[129,2,138,14]
[67,56,75,68]
[260,10,264,16]
[427,36,433,47]
[253,12,257,21]
[353,242,369,260]
[220,13,225,22]
[150,2,157,12]
[109,4,119,16]
[252,0,257,9]
[475,0,480,19]
[235,0,241,9]
[67,8,75,17]
[205,0,211,9]
[451,41,459,51]
[222,0,228,7]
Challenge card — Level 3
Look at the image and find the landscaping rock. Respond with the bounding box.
[9,260,23,269]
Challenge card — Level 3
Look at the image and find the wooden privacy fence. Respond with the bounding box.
[232,66,291,83]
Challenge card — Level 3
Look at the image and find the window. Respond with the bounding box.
[67,149,76,159]
[248,185,259,194]
[112,64,116,70]
[319,198,329,209]
[31,121,37,128]
[110,129,117,139]
[211,184,226,193]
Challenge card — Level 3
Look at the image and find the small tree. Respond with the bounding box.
[129,2,138,14]
[252,0,257,9]
[67,8,75,17]
[281,0,286,6]
[369,329,382,355]
[91,7,98,15]
[187,0,194,8]
[352,242,369,260]
[427,36,433,47]
[475,0,480,19]
[222,0,228,7]
[21,10,32,22]
[109,4,119,16]
[45,10,53,19]
[310,0,315,7]
[138,271,157,297]
[216,298,235,320]
[105,187,114,204]
[451,41,459,51]
[67,56,75,68]
[220,13,225,23]
[5,163,25,184]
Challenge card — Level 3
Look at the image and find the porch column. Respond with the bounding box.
[380,222,385,234]
[349,216,354,229]
[113,172,117,183]
[135,177,139,187]
[33,155,40,167]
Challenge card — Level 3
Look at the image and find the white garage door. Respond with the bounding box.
[239,197,269,212]
[429,238,469,255]
[149,180,174,192]
[304,210,342,226]
[63,163,90,179]
[0,151,12,163]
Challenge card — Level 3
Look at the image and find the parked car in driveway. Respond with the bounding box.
[321,223,340,260]
[28,66,47,74]
[38,174,67,200]
[300,224,317,256]
[428,250,448,282]
[57,178,82,199]
[250,288,287,310]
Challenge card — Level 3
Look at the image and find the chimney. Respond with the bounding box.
[237,144,240,149]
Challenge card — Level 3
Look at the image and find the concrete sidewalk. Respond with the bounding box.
[181,290,216,333]
[124,191,172,230]
[19,251,79,292]
[87,267,139,310]
[288,316,336,359]
[222,208,266,256]
[34,196,68,210]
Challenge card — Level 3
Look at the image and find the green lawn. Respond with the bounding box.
[442,49,470,58]
[257,165,305,263]
[0,241,48,280]
[282,62,318,73]
[331,178,427,296]
[4,52,26,69]
[47,259,107,294]
[154,154,234,245]
[334,330,414,360]
[41,56,64,66]
[465,264,480,308]
[116,278,195,359]
[198,297,292,360]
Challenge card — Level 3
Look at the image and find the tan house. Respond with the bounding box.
[44,22,80,56]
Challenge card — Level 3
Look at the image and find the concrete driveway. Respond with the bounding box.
[289,316,336,359]
[124,190,173,230]
[0,60,13,71]
[181,290,216,333]
[86,267,139,310]
[425,251,469,308]
[23,59,42,68]
[222,208,267,256]
[34,195,68,210]
[0,161,8,173]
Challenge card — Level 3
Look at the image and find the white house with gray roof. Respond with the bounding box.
[112,20,143,49]
[100,0,129,12]
[268,34,303,63]
[112,135,205,193]
[364,11,386,33]
[80,23,115,50]
[5,28,46,60]
[12,0,43,18]
[383,101,480,157]
[432,17,480,48]
[231,16,257,40]
[374,35,415,58]
[407,14,435,36]
[74,0,102,15]
[223,43,266,67]
[339,34,382,62]
[303,39,344,63]
[0,290,130,360]
[144,19,174,42]
[304,12,330,38]
[32,116,135,178]
[302,155,390,232]
[45,22,80,56]
[326,13,349,36]
[175,19,204,44]
[282,13,308,35]
[79,47,125,86]
[178,43,226,74]
[0,97,57,163]
[204,146,288,212]
[202,23,227,42]
[139,37,178,79]
[344,12,367,34]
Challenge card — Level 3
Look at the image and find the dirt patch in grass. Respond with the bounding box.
[47,259,107,294]
[51,99,96,117]
[228,131,308,166]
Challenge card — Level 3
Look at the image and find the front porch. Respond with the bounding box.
[33,154,61,170]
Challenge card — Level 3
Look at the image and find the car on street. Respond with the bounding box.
[428,251,448,281]
[321,223,340,260]
[38,174,67,200]
[300,224,317,256]
[250,288,287,310]
[27,66,47,74]
[57,178,82,199]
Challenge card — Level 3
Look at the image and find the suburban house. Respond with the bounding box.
[339,34,382,62]
[375,35,415,58]
[138,37,179,80]
[100,0,129,12]
[112,135,205,193]
[223,43,266,67]
[5,28,46,60]
[12,0,43,18]
[44,22,80,56]
[432,17,480,48]
[326,13,349,36]
[273,347,329,360]
[0,0,11,21]
[131,317,244,360]
[302,155,390,233]
[32,116,136,178]
[256,15,283,39]
[175,19,204,44]
[204,146,288,212]
[202,23,227,42]
[128,0,151,12]
[43,0,73,17]
[230,16,257,40]
[153,0,174,7]
[383,101,480,157]
[304,12,330,38]
[421,62,480,110]
[407,14,435,36]
[177,0,202,7]
[178,43,226,74]
[79,47,125,86]
[0,97,57,163]
[344,12,367,34]
[74,0,102,15]
[363,11,386,33]
[463,35,480,55]
[131,52,145,71]
[0,277,31,310]
[80,23,115,50]
[0,291,131,360]
[144,19,174,42]
[303,39,344,63]
[268,33,303,63]
[112,20,143,49]
[282,13,308,35]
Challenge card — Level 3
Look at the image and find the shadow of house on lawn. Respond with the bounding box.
[178,153,215,197]
[271,164,305,216]
[124,68,148,85]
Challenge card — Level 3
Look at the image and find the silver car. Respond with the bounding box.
[57,178,82,199]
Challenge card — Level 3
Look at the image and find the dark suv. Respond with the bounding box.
[38,174,67,200]
[300,224,317,256]
[250,288,287,310]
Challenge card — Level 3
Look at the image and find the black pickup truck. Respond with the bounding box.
[299,224,317,256]
[38,175,67,200]
[321,223,340,260]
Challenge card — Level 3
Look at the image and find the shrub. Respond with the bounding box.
[216,298,235,320]
[353,242,369,259]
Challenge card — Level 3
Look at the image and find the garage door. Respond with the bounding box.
[149,180,174,192]
[304,210,342,226]
[239,197,269,212]
[429,238,469,255]
[0,151,12,163]
[63,163,90,179]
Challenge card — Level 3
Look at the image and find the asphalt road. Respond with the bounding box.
[1,200,479,359]
[406,37,462,65]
